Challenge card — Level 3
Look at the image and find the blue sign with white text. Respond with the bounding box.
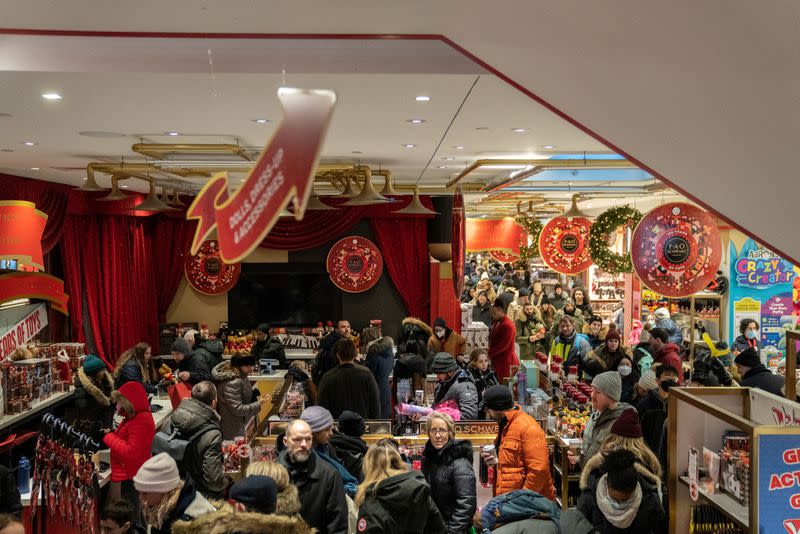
[758,434,800,533]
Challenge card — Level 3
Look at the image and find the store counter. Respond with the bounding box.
[0,389,75,433]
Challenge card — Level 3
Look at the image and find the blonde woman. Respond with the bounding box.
[355,439,446,533]
[421,412,476,533]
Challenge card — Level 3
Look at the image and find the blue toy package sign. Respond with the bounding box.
[728,239,799,351]
[758,434,800,533]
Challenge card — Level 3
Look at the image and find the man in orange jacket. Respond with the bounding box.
[480,385,555,501]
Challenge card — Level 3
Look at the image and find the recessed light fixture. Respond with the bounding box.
[41,93,62,100]
[511,128,528,133]
[22,141,37,146]
[454,145,464,150]
[166,132,180,136]
[251,119,270,124]
[351,150,362,154]
[443,156,455,161]
[475,126,489,130]
[402,144,417,148]
[437,165,448,169]
[30,167,40,171]
[543,145,555,149]
[407,119,425,124]
[415,96,431,102]
[121,185,129,189]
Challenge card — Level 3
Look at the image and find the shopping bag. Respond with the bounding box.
[167,382,192,409]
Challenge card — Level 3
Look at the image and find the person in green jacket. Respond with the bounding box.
[515,302,548,359]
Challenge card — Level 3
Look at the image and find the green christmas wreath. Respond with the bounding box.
[516,216,543,261]
[589,205,643,273]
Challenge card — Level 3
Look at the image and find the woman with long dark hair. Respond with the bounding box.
[113,342,156,393]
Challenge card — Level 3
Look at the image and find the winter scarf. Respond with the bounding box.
[317,447,358,498]
[595,474,642,529]
[144,481,184,530]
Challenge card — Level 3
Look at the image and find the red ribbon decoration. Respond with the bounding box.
[0,272,69,314]
[451,186,466,298]
[0,201,48,271]
[187,88,337,263]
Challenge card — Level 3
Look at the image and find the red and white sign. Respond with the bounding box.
[188,87,337,263]
[0,201,48,271]
[185,240,242,295]
[326,236,383,293]
[631,202,722,298]
[0,303,48,359]
[539,216,593,274]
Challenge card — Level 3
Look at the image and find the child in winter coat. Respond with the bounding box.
[103,381,156,524]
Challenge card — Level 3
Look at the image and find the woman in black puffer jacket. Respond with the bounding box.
[422,412,477,534]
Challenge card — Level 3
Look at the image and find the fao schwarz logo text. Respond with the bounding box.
[663,236,690,264]
[346,255,364,273]
[560,235,579,253]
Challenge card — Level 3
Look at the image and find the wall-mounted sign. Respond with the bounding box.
[0,303,48,360]
[539,216,593,274]
[0,272,68,314]
[326,236,383,293]
[185,240,241,295]
[0,201,48,272]
[631,202,722,298]
[188,88,337,263]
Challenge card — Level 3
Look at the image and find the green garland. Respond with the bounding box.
[515,216,543,261]
[589,205,643,273]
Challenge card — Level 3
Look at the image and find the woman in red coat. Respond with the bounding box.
[488,298,519,381]
[103,380,155,525]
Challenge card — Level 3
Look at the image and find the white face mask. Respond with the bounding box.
[618,365,632,376]
[434,328,445,338]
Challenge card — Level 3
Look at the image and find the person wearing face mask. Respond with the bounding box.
[734,347,785,396]
[733,318,763,355]
[616,356,640,404]
[562,448,666,534]
[428,317,468,369]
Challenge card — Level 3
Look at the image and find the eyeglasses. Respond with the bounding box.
[429,428,449,436]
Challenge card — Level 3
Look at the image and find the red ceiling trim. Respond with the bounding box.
[0,28,794,265]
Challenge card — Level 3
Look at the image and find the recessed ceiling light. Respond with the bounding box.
[41,93,62,100]
[443,156,455,161]
[351,150,362,154]
[415,96,431,102]
[543,145,555,149]
[30,167,40,171]
[22,141,37,146]
[454,145,464,150]
[475,126,489,130]
[511,128,528,133]
[407,119,425,124]
[79,131,126,138]
[251,119,270,124]
[402,144,417,148]
[121,185,129,188]
[437,166,448,169]
[166,132,180,136]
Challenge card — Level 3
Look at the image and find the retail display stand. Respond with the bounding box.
[785,330,797,401]
[668,387,800,533]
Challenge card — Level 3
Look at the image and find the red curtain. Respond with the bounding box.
[152,217,196,322]
[370,218,431,321]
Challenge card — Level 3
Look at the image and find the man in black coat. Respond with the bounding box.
[735,347,785,397]
[251,323,288,369]
[317,338,381,419]
[312,319,351,386]
[171,338,212,385]
[278,419,348,534]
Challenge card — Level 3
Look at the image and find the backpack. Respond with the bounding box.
[151,422,218,461]
[633,344,654,374]
[480,489,561,532]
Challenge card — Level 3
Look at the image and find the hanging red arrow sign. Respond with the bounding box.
[187,87,337,263]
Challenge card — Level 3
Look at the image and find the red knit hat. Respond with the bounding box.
[605,329,622,343]
[610,408,642,438]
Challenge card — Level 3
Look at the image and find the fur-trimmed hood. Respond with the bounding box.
[402,316,433,338]
[211,361,240,383]
[582,323,610,340]
[579,451,661,492]
[171,509,315,534]
[75,367,114,406]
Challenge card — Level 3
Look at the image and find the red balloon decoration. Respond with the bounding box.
[326,236,384,293]
[631,202,722,298]
[539,217,593,274]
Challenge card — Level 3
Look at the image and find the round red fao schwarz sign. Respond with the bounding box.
[185,240,241,295]
[539,216,593,274]
[326,236,384,293]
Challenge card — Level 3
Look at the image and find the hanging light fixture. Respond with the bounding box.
[396,186,438,215]
[159,186,176,206]
[562,194,591,219]
[76,166,107,192]
[343,168,394,206]
[379,170,399,196]
[306,186,337,211]
[133,180,174,212]
[338,175,359,197]
[98,174,129,201]
[170,189,185,207]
